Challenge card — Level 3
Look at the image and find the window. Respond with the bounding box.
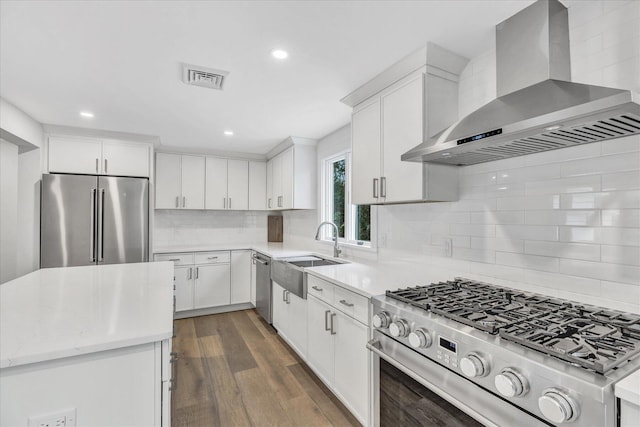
[321,152,371,247]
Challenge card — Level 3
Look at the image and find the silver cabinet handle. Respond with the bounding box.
[373,178,379,198]
[229,198,231,209]
[286,290,290,304]
[104,158,108,174]
[330,312,336,335]
[224,197,226,209]
[96,158,99,173]
[278,195,282,207]
[312,286,323,292]
[268,198,272,208]
[195,267,199,279]
[169,351,178,391]
[175,196,179,208]
[339,299,354,307]
[182,196,186,208]
[98,188,105,262]
[283,289,287,302]
[324,310,331,331]
[90,189,97,262]
[187,267,192,280]
[381,176,387,198]
[207,256,218,260]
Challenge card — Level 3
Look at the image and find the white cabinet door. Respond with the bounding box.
[351,100,382,205]
[194,264,230,308]
[155,153,182,209]
[205,157,227,210]
[102,140,150,177]
[272,153,283,209]
[333,310,369,422]
[174,266,194,312]
[306,295,333,384]
[280,148,294,210]
[48,137,102,175]
[266,159,274,209]
[249,161,267,210]
[287,290,308,358]
[180,155,205,209]
[227,160,249,210]
[272,281,287,332]
[230,250,251,304]
[381,74,424,203]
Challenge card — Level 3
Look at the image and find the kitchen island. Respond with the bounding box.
[0,262,174,427]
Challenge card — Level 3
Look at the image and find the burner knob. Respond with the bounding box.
[372,312,391,329]
[538,389,579,423]
[408,328,432,348]
[389,319,410,338]
[460,353,488,378]
[494,368,529,398]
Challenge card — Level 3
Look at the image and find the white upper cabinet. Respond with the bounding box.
[205,157,249,210]
[48,136,150,177]
[155,153,205,209]
[344,43,467,205]
[266,140,316,210]
[248,161,267,210]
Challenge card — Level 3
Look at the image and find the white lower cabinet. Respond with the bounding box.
[272,281,307,359]
[306,276,370,426]
[155,250,253,315]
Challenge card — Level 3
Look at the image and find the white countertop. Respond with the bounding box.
[0,262,174,369]
[616,369,640,406]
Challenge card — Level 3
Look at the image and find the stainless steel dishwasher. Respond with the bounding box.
[253,252,272,324]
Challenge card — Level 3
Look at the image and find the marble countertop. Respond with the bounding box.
[0,262,174,369]
[616,369,640,406]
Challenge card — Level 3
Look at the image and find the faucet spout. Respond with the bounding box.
[314,221,342,258]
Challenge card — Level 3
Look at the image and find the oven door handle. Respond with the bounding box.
[366,339,498,427]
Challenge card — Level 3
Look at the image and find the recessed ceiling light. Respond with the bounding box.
[79,111,94,118]
[271,49,289,60]
[545,125,562,131]
[441,152,451,157]
[223,130,234,136]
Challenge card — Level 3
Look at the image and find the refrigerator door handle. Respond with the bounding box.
[90,189,97,262]
[98,188,105,262]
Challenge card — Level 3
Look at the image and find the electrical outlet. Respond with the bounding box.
[28,408,76,427]
[444,238,453,257]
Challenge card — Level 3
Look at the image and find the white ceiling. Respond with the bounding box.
[0,0,537,155]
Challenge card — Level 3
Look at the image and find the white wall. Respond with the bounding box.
[0,98,43,281]
[0,140,19,283]
[287,0,640,312]
[153,210,270,249]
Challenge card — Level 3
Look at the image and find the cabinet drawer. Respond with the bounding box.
[154,253,194,266]
[194,251,230,265]
[333,285,369,324]
[307,275,334,303]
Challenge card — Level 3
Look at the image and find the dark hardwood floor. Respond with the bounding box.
[171,309,361,427]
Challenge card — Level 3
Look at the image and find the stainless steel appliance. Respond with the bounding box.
[41,173,149,268]
[271,255,345,299]
[369,278,640,426]
[402,0,640,165]
[254,252,272,323]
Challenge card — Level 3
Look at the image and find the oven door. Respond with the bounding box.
[368,331,550,427]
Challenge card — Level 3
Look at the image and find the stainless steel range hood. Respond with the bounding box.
[402,0,640,166]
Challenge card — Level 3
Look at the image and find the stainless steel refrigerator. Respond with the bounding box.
[40,173,149,268]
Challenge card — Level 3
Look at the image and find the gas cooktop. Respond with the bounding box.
[386,278,640,374]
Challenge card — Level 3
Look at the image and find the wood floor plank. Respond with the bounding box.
[174,318,196,338]
[172,356,212,410]
[216,314,258,373]
[234,367,294,427]
[280,394,334,427]
[247,309,277,337]
[198,334,223,357]
[172,401,217,427]
[288,363,361,427]
[193,314,220,337]
[228,309,266,345]
[202,355,252,427]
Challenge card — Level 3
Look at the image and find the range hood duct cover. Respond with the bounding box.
[402,0,640,166]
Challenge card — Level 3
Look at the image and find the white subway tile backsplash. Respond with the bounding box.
[560,258,640,284]
[523,143,601,166]
[471,211,524,225]
[600,227,640,246]
[601,135,640,155]
[496,252,560,273]
[602,171,640,191]
[601,209,640,227]
[525,175,601,196]
[496,225,559,241]
[471,237,524,253]
[560,190,640,209]
[524,241,601,261]
[450,223,495,237]
[601,245,640,266]
[559,226,601,243]
[497,195,561,211]
[525,210,601,226]
[523,269,602,297]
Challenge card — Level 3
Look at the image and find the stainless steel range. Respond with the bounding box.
[368,278,640,426]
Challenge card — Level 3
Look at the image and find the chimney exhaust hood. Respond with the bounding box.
[402,0,640,166]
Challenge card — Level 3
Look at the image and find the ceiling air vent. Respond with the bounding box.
[181,63,229,90]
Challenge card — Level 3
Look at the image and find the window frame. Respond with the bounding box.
[320,150,374,249]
